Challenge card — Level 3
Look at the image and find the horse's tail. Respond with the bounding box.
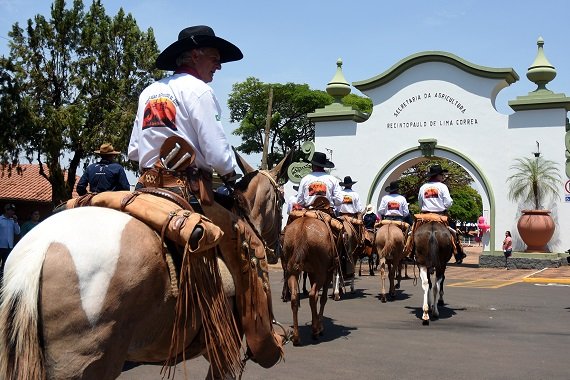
[427,223,440,268]
[380,225,396,259]
[0,240,47,380]
[287,235,309,274]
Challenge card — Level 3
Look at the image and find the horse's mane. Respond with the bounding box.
[232,170,258,193]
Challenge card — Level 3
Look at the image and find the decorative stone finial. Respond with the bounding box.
[326,58,351,102]
[526,37,557,92]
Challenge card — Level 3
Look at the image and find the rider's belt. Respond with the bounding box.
[139,167,186,188]
[139,166,214,207]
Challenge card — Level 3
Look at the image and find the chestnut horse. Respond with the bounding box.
[282,215,339,346]
[0,153,290,380]
[412,219,454,325]
[375,222,407,303]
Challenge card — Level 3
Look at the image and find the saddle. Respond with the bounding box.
[375,219,410,233]
[403,213,456,256]
[66,189,222,254]
[288,209,343,232]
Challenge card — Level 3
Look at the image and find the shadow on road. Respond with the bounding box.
[293,316,356,345]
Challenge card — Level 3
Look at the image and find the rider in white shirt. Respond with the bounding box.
[378,180,409,222]
[128,25,242,203]
[338,176,364,217]
[417,164,466,264]
[297,152,342,213]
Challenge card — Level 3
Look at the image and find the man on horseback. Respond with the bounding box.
[296,151,343,214]
[378,180,410,223]
[128,25,242,207]
[338,176,364,217]
[417,164,466,264]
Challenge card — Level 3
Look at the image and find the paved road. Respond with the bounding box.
[121,257,570,380]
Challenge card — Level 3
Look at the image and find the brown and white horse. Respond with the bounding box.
[282,215,338,346]
[412,220,454,325]
[0,153,290,380]
[332,219,360,301]
[375,222,407,303]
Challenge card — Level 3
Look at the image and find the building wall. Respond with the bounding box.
[308,54,569,254]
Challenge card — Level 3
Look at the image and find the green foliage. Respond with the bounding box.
[506,156,561,210]
[0,0,161,204]
[448,186,483,222]
[397,158,481,221]
[228,77,372,168]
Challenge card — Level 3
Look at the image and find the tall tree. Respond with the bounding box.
[0,0,161,205]
[228,77,372,168]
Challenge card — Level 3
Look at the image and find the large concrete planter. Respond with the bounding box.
[517,209,555,252]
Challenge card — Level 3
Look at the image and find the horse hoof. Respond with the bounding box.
[370,271,374,276]
[334,294,340,301]
[395,283,400,289]
[437,299,445,306]
[292,338,302,346]
[422,319,430,326]
[381,296,387,303]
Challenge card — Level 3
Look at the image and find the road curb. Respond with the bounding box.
[521,277,570,284]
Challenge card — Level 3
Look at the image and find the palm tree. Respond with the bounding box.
[506,156,561,210]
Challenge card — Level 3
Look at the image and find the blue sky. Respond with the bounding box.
[1,0,569,168]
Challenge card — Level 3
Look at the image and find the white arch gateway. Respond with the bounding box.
[301,40,570,263]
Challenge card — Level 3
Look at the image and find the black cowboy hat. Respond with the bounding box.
[427,164,448,177]
[156,25,243,71]
[310,151,335,169]
[384,180,399,193]
[340,176,357,186]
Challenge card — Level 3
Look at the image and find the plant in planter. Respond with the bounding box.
[506,156,561,252]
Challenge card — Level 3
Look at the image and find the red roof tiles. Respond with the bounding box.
[0,164,78,203]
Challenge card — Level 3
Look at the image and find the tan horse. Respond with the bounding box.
[412,220,454,325]
[282,215,339,346]
[375,222,406,303]
[0,153,289,380]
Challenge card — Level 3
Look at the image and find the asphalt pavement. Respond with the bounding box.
[120,245,570,380]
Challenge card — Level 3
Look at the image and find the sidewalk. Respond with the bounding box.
[446,246,570,284]
[271,246,570,285]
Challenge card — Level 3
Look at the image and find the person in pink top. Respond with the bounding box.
[502,230,513,269]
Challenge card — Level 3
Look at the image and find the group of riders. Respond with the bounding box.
[285,152,467,272]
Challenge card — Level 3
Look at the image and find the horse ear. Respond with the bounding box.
[232,146,256,174]
[270,149,293,183]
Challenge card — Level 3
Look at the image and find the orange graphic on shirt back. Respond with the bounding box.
[387,201,400,210]
[342,195,353,204]
[308,181,327,196]
[142,97,177,131]
[424,187,439,199]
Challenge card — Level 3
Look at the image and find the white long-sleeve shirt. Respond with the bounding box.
[418,181,453,212]
[128,73,235,176]
[297,172,343,209]
[378,193,409,217]
[338,188,364,214]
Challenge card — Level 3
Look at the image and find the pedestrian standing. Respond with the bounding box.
[0,203,20,282]
[503,230,513,269]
